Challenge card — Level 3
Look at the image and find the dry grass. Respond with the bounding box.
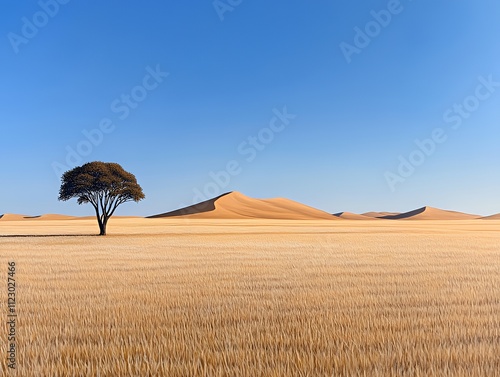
[1,219,500,376]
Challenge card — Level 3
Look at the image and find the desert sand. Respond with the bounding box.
[0,214,31,221]
[147,192,490,221]
[26,214,77,220]
[1,218,499,376]
[148,192,491,222]
[0,214,139,221]
[334,212,377,220]
[379,206,480,220]
[149,191,337,220]
[362,211,400,218]
[480,213,500,220]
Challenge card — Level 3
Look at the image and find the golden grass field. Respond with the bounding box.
[1,218,500,376]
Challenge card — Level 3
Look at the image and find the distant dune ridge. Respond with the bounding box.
[0,214,75,221]
[0,214,31,221]
[0,213,78,221]
[362,212,400,218]
[334,212,376,220]
[0,214,132,221]
[148,191,338,220]
[29,214,76,220]
[0,193,494,221]
[379,206,480,220]
[480,213,500,220]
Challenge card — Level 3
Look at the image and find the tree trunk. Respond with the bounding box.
[97,216,108,236]
[93,205,109,236]
[99,222,107,236]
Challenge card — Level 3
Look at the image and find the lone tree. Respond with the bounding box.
[58,162,145,235]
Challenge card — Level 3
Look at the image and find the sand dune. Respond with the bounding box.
[0,214,31,221]
[30,214,76,220]
[362,211,400,218]
[480,213,500,220]
[380,206,480,220]
[72,216,141,220]
[0,213,76,221]
[0,214,142,221]
[149,192,338,220]
[334,212,378,220]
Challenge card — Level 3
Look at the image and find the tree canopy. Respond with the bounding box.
[58,161,145,235]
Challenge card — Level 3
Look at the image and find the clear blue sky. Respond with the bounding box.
[1,0,499,217]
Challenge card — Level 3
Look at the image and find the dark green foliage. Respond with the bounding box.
[58,162,145,235]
